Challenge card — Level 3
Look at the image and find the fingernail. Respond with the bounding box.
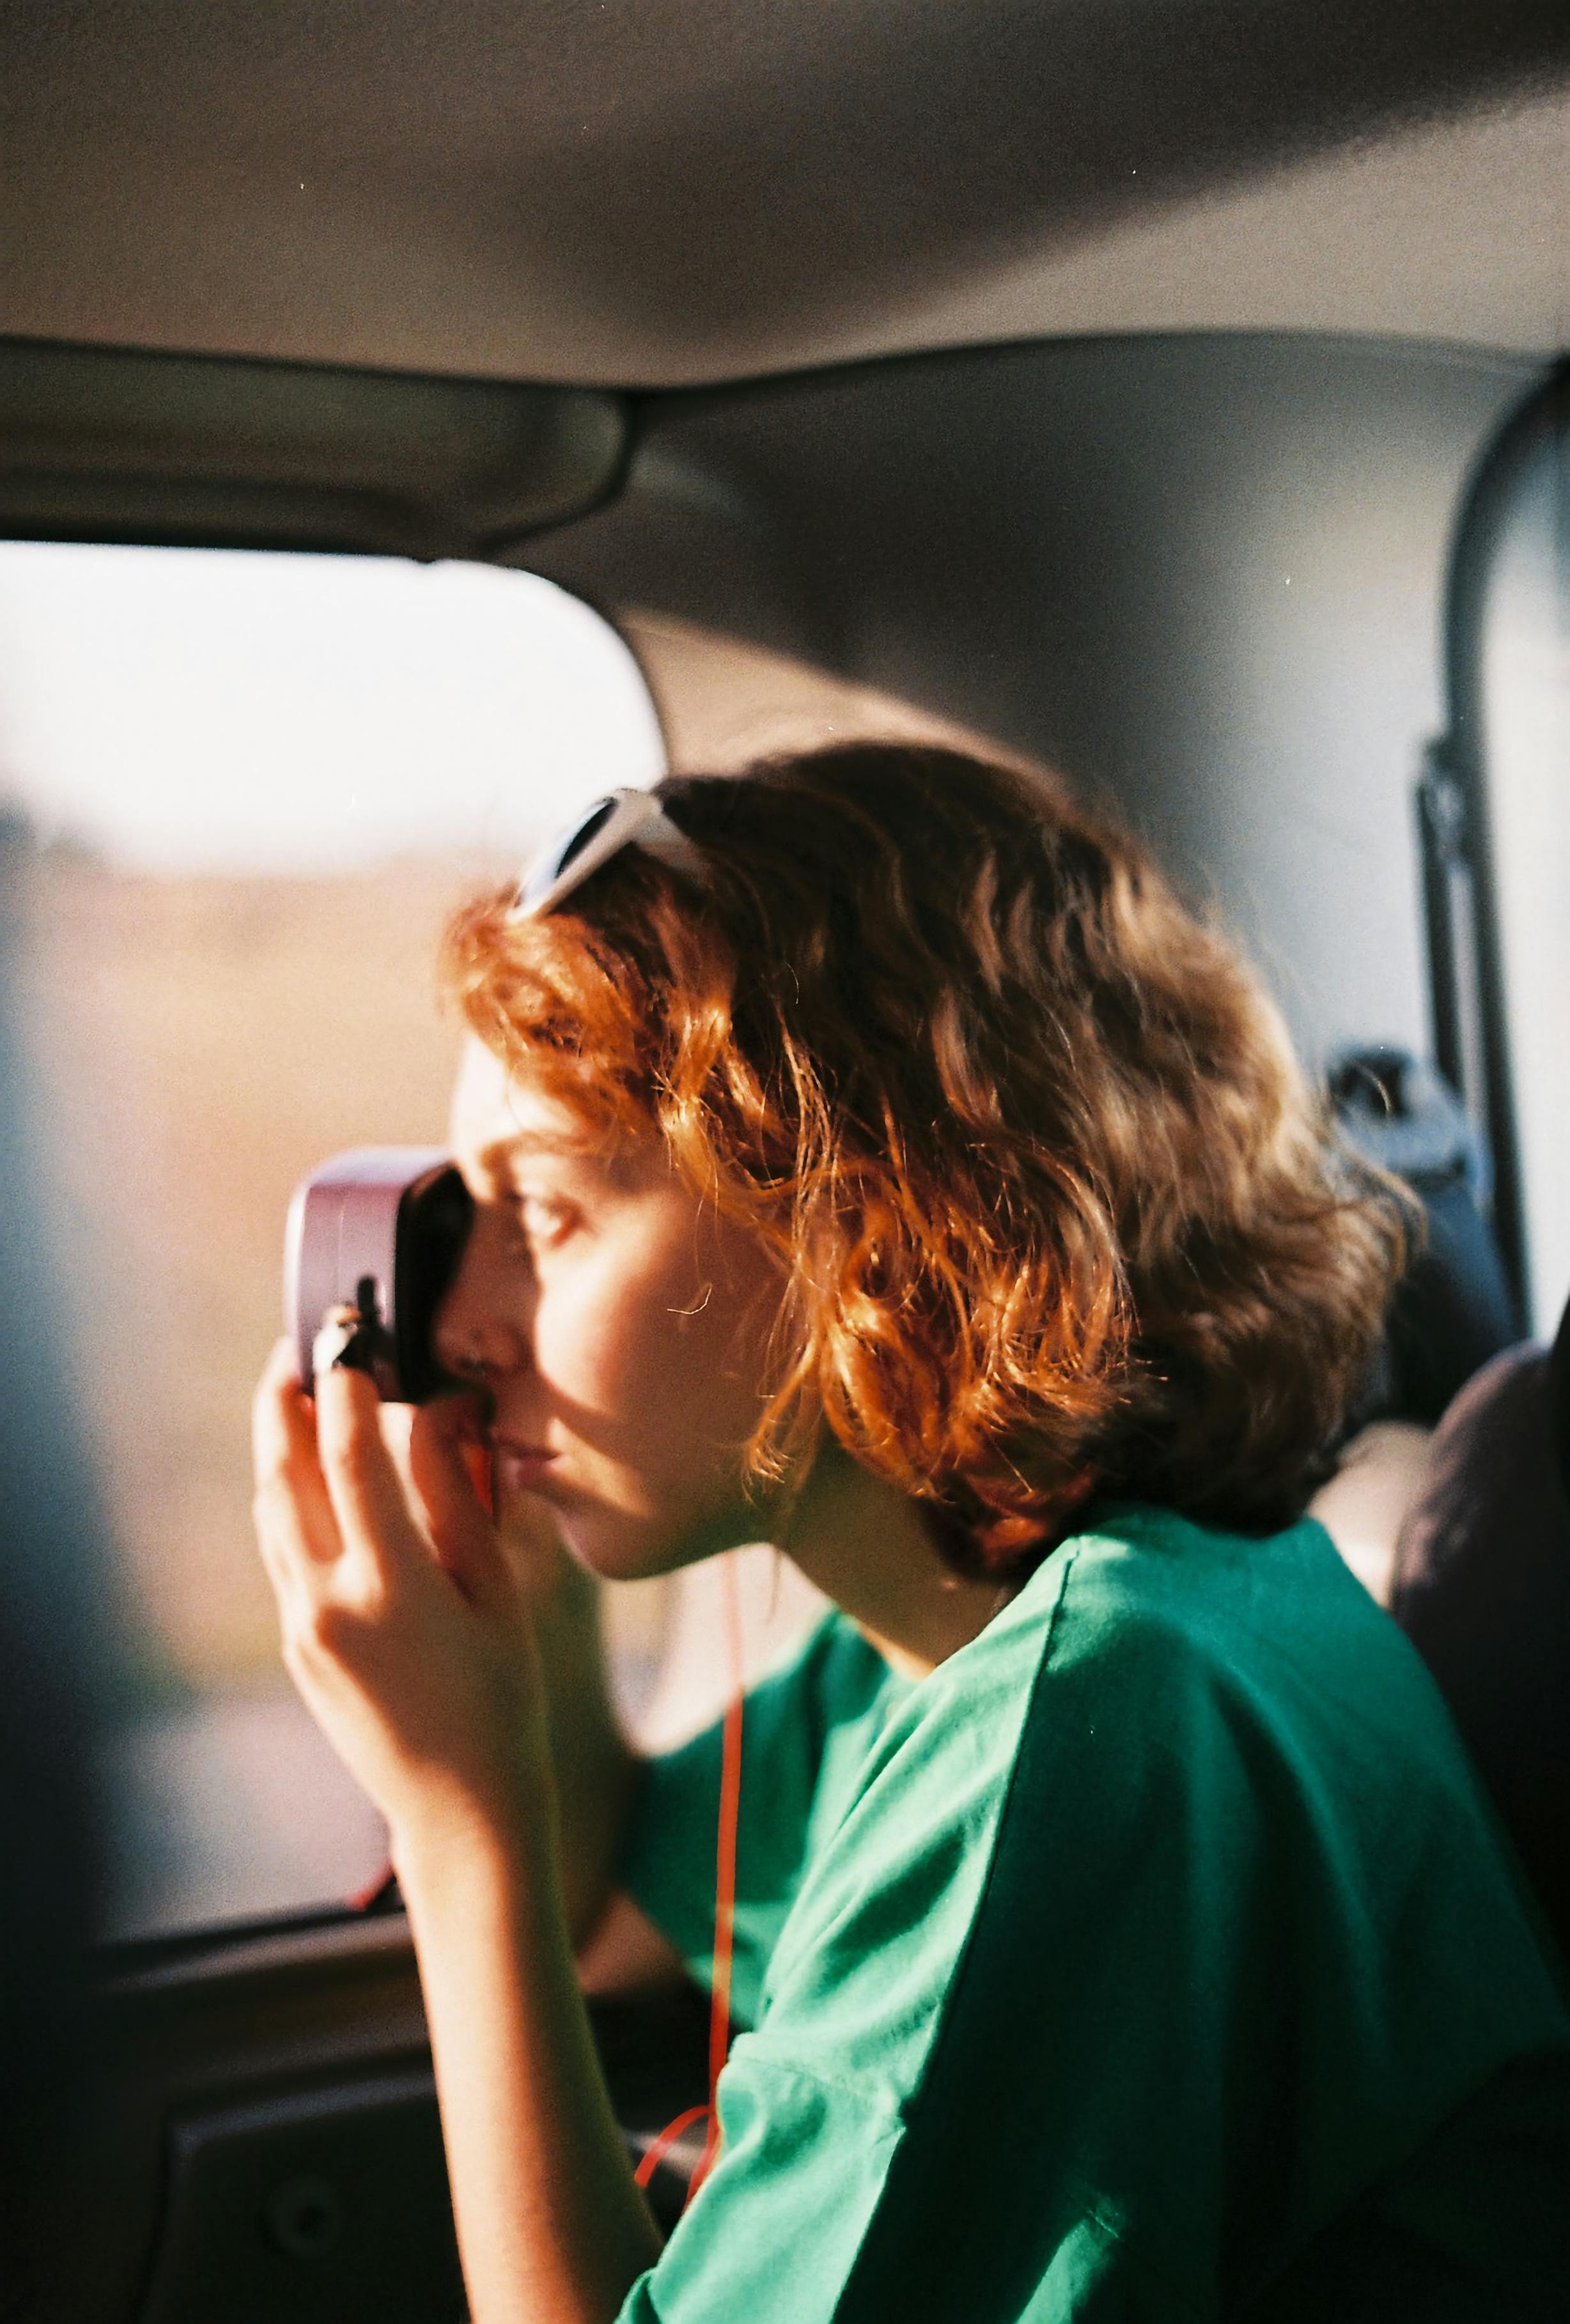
[313,1305,373,1377]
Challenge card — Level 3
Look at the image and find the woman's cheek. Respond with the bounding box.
[530,1191,779,1489]
[532,1241,676,1423]
[530,1266,616,1414]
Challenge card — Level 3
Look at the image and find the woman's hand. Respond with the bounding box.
[251,1335,556,1862]
[254,1338,662,2324]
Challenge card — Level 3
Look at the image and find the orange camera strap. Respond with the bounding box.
[634,1553,745,2206]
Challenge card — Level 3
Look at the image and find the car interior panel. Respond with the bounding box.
[1,4,1566,2318]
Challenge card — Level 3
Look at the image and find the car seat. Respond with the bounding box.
[1307,1049,1521,1607]
[1390,1290,1570,1965]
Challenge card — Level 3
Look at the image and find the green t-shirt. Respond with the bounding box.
[617,1506,1570,2321]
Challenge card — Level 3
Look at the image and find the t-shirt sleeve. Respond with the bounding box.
[611,1529,1570,2324]
[616,1611,892,2029]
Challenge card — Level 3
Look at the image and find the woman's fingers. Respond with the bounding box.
[408,1394,509,1607]
[251,1336,340,1569]
[313,1358,433,1593]
[251,1335,309,1483]
[254,1335,496,1615]
[249,1340,548,1846]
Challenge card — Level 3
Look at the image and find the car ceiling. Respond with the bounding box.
[1,1,1567,389]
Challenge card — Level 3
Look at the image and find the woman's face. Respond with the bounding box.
[435,1035,786,1579]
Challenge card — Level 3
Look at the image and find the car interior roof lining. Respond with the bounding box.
[0,3,1566,386]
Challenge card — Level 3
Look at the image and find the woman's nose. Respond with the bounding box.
[431,1203,532,1385]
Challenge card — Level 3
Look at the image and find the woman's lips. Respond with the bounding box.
[492,1443,559,1492]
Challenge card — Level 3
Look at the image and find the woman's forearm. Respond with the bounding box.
[394,1802,662,2324]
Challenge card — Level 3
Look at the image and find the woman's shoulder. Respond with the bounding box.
[763,1499,1570,2146]
[864,1499,1561,1994]
[966,1498,1461,1747]
[1030,1500,1496,1783]
[833,1502,1372,1797]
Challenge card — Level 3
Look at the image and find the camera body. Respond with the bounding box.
[284,1147,474,1400]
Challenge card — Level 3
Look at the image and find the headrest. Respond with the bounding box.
[1328,1045,1490,1198]
[1330,1046,1519,1427]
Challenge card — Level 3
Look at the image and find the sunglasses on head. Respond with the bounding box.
[512,787,707,920]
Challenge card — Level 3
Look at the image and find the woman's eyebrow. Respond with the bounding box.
[476,1129,590,1172]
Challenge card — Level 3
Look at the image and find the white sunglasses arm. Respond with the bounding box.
[513,790,706,920]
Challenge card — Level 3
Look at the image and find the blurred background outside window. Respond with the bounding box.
[0,545,679,1939]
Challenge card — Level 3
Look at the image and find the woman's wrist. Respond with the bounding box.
[387,1756,562,1903]
[387,1747,659,2324]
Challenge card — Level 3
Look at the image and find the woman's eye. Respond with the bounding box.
[510,1192,576,1248]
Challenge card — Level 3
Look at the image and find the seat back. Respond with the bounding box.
[1392,1289,1570,1964]
[1551,1287,1570,1501]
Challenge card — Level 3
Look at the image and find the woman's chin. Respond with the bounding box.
[551,1511,688,1585]
[554,1498,760,1585]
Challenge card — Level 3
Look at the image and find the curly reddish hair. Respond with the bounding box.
[441,743,1407,1577]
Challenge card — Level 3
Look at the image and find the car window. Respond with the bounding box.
[0,542,671,1939]
[1482,429,1570,1336]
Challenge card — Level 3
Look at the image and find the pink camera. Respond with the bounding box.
[284,1147,474,1400]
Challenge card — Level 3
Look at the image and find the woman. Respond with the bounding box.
[253,744,1569,2324]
